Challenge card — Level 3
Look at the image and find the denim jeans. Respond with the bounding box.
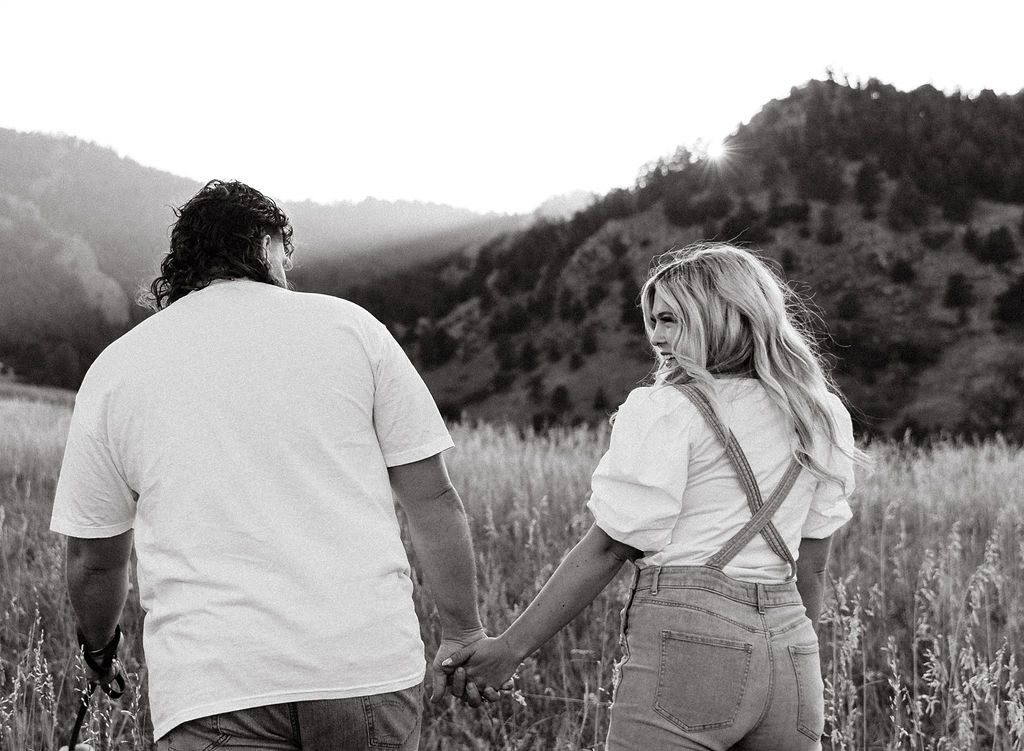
[606,566,824,751]
[156,684,423,751]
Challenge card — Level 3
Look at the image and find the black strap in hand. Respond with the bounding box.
[77,624,126,698]
[68,624,127,749]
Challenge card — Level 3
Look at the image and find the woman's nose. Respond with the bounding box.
[650,323,665,347]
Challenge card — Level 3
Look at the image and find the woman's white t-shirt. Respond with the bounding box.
[587,379,855,582]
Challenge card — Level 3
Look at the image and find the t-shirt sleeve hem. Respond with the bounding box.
[382,437,455,467]
[49,518,134,539]
[800,503,853,539]
[587,497,668,552]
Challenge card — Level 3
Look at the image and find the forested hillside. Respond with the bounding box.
[338,78,1024,438]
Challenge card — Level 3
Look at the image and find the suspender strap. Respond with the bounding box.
[674,384,792,563]
[706,459,801,574]
[674,383,799,578]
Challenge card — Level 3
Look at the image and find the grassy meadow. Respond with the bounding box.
[2,394,1024,750]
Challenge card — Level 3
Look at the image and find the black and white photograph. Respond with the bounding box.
[2,2,1023,749]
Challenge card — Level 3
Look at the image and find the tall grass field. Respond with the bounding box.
[2,394,1023,749]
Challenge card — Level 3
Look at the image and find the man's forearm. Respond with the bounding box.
[402,487,483,636]
[67,560,129,649]
[66,531,133,649]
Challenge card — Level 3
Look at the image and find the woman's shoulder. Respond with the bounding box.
[616,384,701,427]
[822,390,854,434]
[606,385,702,454]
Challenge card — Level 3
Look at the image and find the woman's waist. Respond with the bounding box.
[639,544,795,584]
[633,565,802,610]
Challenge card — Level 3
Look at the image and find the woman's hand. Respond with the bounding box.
[430,627,487,702]
[441,635,520,704]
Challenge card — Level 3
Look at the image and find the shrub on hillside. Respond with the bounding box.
[519,341,539,371]
[888,178,930,230]
[854,159,883,212]
[796,155,845,204]
[969,226,1019,264]
[943,273,974,325]
[494,335,517,371]
[526,374,545,404]
[550,384,572,414]
[766,197,810,227]
[816,207,844,245]
[963,227,981,253]
[720,200,772,243]
[943,272,975,311]
[993,274,1024,324]
[558,291,586,324]
[920,228,954,250]
[835,291,862,319]
[609,236,630,258]
[619,277,641,325]
[418,325,459,369]
[939,185,975,222]
[585,282,607,310]
[889,258,916,284]
[780,248,798,273]
[492,370,514,391]
[663,189,733,228]
[489,302,530,337]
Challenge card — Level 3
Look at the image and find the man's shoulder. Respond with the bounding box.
[288,289,376,318]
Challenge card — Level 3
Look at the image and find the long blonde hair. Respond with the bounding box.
[640,243,867,485]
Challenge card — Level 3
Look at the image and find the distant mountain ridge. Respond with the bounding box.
[0,127,519,386]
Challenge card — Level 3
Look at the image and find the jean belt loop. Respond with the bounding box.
[625,563,640,603]
[650,566,661,597]
[756,583,766,615]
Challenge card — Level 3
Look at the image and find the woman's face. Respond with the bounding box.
[649,288,686,364]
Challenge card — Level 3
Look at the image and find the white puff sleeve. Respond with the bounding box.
[801,395,856,539]
[586,387,693,553]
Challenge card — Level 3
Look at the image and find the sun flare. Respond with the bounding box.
[706,139,727,160]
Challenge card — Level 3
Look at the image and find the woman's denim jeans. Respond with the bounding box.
[156,684,422,751]
[606,566,824,751]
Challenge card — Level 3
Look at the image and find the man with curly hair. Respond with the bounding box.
[51,180,488,750]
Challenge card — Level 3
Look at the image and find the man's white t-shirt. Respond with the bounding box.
[587,379,855,582]
[50,280,454,739]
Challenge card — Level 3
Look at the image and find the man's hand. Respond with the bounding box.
[439,635,520,707]
[430,627,487,702]
[78,626,127,698]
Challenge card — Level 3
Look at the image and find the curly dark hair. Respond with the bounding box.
[144,179,294,310]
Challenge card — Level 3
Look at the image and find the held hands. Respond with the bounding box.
[438,635,520,707]
[430,627,488,702]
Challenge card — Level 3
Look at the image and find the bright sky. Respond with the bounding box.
[3,1,1023,214]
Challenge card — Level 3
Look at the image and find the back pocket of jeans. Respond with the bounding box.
[788,643,825,741]
[361,686,421,749]
[654,629,752,732]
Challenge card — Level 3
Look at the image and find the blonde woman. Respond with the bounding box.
[442,243,867,749]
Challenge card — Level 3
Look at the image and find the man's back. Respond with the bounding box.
[52,280,454,738]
